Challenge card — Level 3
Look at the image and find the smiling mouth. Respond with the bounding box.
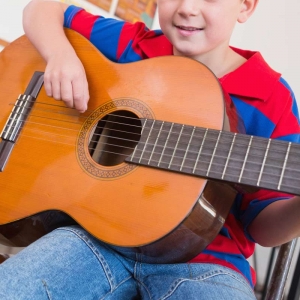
[175,25,204,31]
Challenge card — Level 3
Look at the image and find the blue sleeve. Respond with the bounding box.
[63,5,125,62]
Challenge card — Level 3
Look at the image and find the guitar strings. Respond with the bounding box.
[17,126,300,190]
[14,130,300,192]
[7,101,298,156]
[6,103,300,165]
[5,102,300,171]
[7,101,294,160]
[86,137,300,176]
[9,115,300,170]
[8,100,297,144]
[6,115,300,180]
[8,100,297,154]
[17,128,300,191]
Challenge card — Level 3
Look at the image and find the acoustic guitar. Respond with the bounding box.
[0,29,299,263]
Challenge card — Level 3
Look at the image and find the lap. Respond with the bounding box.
[0,225,256,300]
[0,226,138,300]
[139,263,256,300]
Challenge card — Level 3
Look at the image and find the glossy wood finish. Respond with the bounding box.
[0,30,233,262]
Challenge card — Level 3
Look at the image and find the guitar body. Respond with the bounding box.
[0,30,236,263]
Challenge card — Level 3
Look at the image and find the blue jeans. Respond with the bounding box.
[0,225,256,300]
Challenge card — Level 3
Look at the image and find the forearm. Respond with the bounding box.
[23,0,89,112]
[248,196,300,247]
[23,0,73,62]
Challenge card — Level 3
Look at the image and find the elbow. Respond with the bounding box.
[248,223,296,248]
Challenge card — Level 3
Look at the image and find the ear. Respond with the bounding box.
[238,0,259,23]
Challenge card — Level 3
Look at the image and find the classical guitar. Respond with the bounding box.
[0,29,299,263]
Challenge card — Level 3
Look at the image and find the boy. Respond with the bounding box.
[0,0,299,299]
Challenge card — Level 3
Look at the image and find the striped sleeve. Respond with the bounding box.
[63,5,155,62]
[237,78,300,241]
[271,78,300,142]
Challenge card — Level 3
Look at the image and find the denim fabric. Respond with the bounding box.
[0,226,256,300]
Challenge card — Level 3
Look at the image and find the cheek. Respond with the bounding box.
[157,0,176,21]
[157,6,171,29]
[205,14,236,37]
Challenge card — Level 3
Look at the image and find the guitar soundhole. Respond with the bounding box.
[88,110,142,166]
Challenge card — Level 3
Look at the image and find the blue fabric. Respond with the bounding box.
[90,18,125,62]
[202,248,253,288]
[0,226,256,300]
[230,95,275,137]
[63,5,82,28]
[279,77,300,121]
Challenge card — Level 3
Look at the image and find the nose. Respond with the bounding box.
[177,0,201,17]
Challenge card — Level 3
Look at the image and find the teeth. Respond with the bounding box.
[178,26,200,31]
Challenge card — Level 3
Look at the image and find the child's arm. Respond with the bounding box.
[249,196,300,247]
[236,74,300,248]
[23,0,89,112]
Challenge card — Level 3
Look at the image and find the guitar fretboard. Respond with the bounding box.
[127,119,300,196]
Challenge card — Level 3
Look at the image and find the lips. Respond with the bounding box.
[175,25,203,31]
[174,25,204,37]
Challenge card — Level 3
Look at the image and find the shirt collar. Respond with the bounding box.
[219,47,281,101]
[139,32,173,57]
[139,36,281,102]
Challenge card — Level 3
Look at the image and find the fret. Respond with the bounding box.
[279,143,300,195]
[139,120,156,164]
[206,130,222,177]
[235,136,266,186]
[126,119,300,196]
[129,119,148,162]
[257,138,271,186]
[221,133,236,180]
[238,135,253,183]
[148,121,164,164]
[256,139,300,194]
[277,142,291,190]
[180,126,196,171]
[158,122,174,166]
[192,128,208,174]
[168,124,185,169]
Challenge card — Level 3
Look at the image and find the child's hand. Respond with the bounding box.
[43,50,89,113]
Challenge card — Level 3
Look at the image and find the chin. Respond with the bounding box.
[173,44,202,59]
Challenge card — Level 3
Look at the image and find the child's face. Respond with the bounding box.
[157,0,249,61]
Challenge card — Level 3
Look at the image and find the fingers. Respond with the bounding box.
[44,67,89,113]
[72,75,89,113]
[43,73,54,98]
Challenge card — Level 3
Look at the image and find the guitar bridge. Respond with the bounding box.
[0,71,44,171]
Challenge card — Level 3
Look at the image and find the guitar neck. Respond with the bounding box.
[127,118,300,196]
